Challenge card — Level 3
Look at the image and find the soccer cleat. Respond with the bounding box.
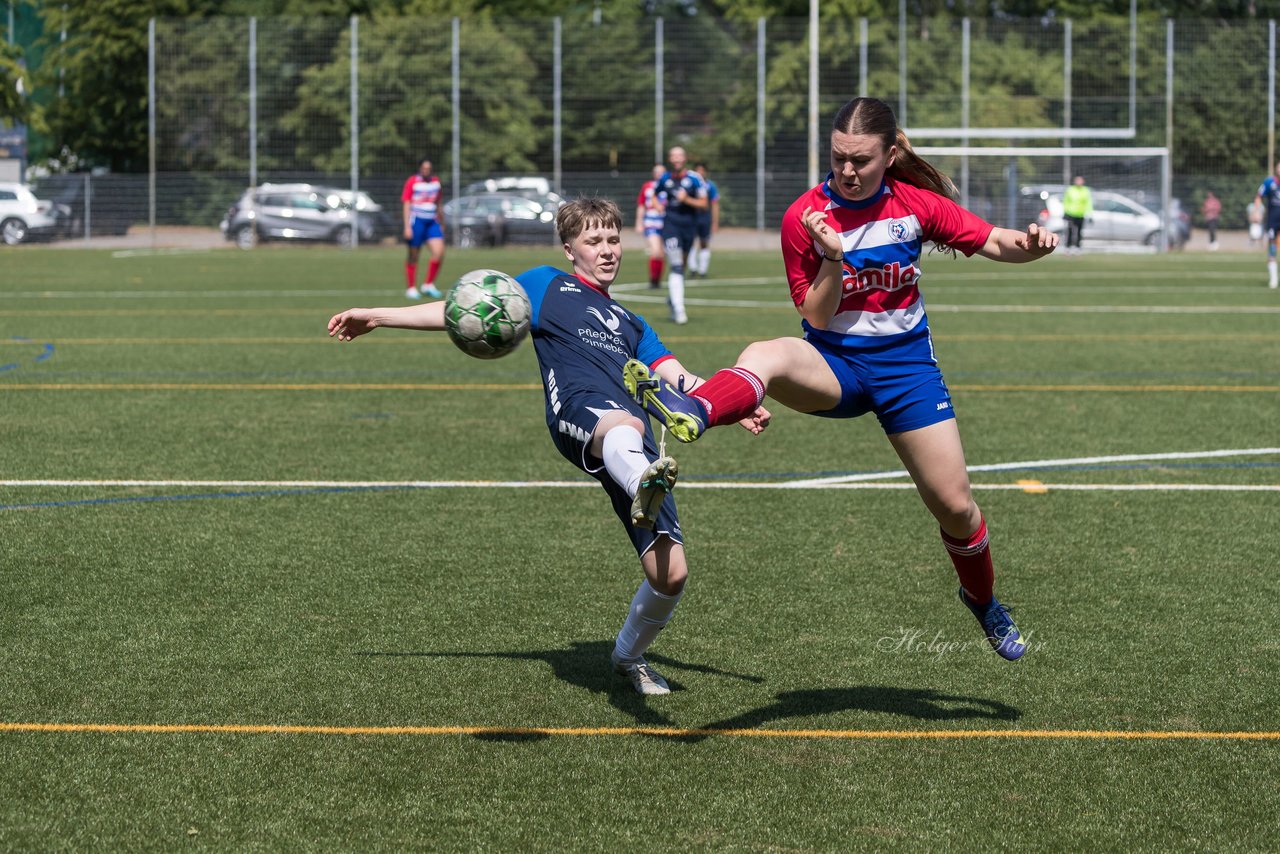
[613,658,671,695]
[672,309,688,325]
[631,455,678,530]
[421,285,443,299]
[959,589,1027,661]
[622,359,706,443]
[405,286,422,300]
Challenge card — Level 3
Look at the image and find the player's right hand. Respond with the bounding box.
[327,309,376,341]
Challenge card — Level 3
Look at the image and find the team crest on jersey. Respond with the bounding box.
[888,219,910,242]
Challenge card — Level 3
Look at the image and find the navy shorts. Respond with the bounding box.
[695,214,713,242]
[547,391,682,557]
[806,327,957,435]
[406,218,444,247]
[662,214,698,257]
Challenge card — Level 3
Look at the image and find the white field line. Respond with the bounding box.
[1,481,1277,494]
[785,447,1280,487]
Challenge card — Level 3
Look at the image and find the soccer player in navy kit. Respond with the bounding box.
[692,162,720,278]
[656,146,708,324]
[402,157,447,299]
[328,198,769,695]
[627,98,1057,661]
[1252,161,1280,288]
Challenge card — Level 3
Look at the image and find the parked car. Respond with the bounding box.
[220,183,384,249]
[441,192,561,248]
[462,176,566,209]
[0,182,64,245]
[32,173,136,237]
[1024,185,1186,247]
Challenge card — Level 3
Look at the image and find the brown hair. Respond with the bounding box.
[556,197,622,244]
[832,97,957,201]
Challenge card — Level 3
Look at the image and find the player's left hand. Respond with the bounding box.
[327,309,377,341]
[1016,222,1058,256]
[737,405,771,435]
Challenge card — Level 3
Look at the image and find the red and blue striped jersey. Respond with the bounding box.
[781,177,993,348]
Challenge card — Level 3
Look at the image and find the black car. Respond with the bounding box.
[441,192,561,248]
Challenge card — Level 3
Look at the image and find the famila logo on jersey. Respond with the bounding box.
[841,261,920,294]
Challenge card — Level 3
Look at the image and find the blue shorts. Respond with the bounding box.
[406,218,444,247]
[547,391,682,557]
[662,214,697,257]
[695,215,712,242]
[644,226,663,239]
[806,326,956,435]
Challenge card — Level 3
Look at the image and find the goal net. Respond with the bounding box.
[914,146,1172,251]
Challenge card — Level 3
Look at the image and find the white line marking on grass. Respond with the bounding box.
[785,448,1280,486]
[109,248,213,259]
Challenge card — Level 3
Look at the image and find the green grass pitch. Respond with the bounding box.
[1,242,1278,849]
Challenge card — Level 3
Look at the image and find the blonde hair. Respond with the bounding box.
[556,197,622,244]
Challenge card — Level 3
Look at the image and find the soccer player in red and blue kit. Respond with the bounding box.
[635,164,667,289]
[328,198,768,695]
[626,97,1058,661]
[401,157,447,299]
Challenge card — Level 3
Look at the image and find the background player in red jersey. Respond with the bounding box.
[401,157,447,299]
[627,97,1056,662]
[635,164,667,289]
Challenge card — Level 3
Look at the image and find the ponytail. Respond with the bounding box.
[890,129,957,201]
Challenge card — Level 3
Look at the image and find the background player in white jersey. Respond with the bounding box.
[656,145,708,324]
[692,162,720,278]
[626,97,1056,662]
[401,157,447,299]
[328,198,768,696]
[635,164,667,289]
[1252,162,1280,288]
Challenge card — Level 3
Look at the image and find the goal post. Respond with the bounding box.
[914,146,1172,251]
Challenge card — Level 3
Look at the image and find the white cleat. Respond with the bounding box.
[614,658,671,695]
[672,309,688,325]
[405,286,422,300]
[631,456,677,530]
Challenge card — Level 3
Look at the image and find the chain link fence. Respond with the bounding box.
[18,13,1280,248]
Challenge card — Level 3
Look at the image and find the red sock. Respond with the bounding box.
[649,257,664,284]
[405,263,417,289]
[691,368,766,427]
[942,517,995,605]
[426,258,442,287]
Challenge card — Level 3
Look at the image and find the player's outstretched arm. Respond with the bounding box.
[977,222,1059,262]
[327,302,446,341]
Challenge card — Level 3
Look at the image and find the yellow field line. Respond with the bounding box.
[2,721,1278,740]
[0,383,542,391]
[2,383,1276,393]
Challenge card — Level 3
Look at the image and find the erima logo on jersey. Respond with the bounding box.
[586,306,623,333]
[559,282,581,293]
[842,261,920,294]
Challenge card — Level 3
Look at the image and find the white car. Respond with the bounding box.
[0,182,61,246]
[1031,187,1165,245]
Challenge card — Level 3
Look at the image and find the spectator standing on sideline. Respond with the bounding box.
[1200,192,1221,250]
[692,163,720,278]
[1255,162,1280,287]
[1062,175,1092,255]
[635,165,667,289]
[401,158,447,299]
[656,146,709,324]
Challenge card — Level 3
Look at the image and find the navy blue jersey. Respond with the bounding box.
[656,169,707,221]
[695,180,719,225]
[517,266,672,430]
[1259,176,1280,223]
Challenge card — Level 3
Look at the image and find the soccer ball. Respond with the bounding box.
[443,269,532,359]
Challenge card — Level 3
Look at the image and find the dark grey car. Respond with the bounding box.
[442,192,561,248]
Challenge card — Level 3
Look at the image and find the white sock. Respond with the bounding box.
[667,270,686,314]
[613,579,683,664]
[697,247,711,275]
[1270,260,1277,283]
[601,425,649,497]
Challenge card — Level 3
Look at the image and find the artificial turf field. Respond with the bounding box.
[1,242,1278,850]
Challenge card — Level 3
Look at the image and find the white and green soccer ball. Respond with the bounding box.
[443,269,532,359]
